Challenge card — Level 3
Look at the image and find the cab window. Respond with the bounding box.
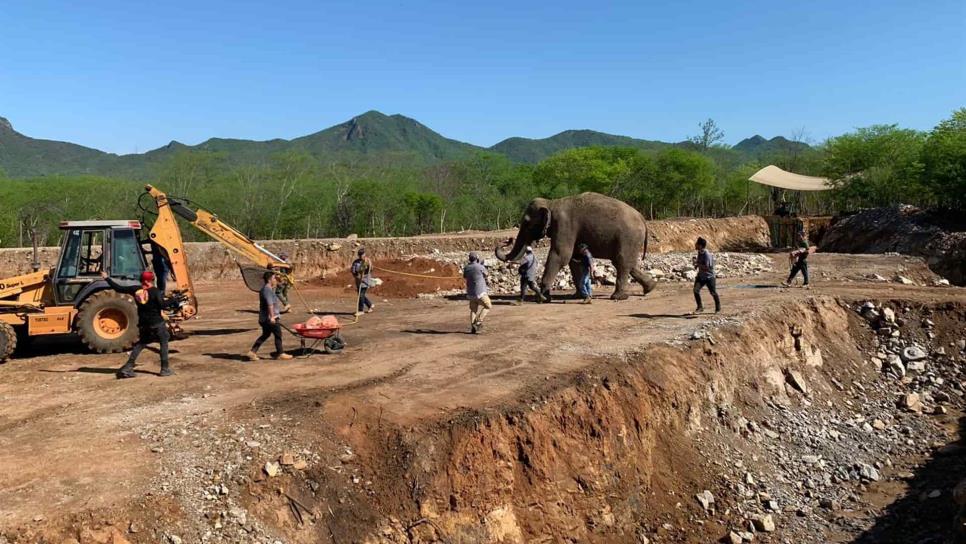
[111,228,145,279]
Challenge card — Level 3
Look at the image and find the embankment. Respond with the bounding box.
[0,216,770,281]
[247,296,966,543]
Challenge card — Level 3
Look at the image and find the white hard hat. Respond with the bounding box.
[525,246,533,252]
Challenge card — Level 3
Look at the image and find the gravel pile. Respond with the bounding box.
[689,301,966,543]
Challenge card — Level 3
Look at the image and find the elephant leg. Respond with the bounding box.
[540,245,574,301]
[611,261,630,300]
[568,260,584,299]
[630,264,658,296]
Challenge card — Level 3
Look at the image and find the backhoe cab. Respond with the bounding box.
[0,220,191,362]
[1,183,289,364]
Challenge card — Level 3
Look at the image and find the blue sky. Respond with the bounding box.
[2,0,964,154]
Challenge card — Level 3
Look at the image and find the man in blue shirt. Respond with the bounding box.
[351,247,375,317]
[246,271,292,361]
[463,252,491,334]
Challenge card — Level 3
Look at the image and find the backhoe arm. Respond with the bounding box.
[143,185,293,316]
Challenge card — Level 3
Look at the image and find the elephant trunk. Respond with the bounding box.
[495,232,528,262]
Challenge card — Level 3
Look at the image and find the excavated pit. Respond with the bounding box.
[216,297,965,544]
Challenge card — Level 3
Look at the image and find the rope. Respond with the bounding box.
[371,265,461,280]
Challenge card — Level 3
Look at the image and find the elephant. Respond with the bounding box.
[495,192,657,300]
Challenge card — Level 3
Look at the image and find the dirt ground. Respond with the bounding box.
[0,252,963,543]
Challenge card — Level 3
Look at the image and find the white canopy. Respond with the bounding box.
[749,165,831,191]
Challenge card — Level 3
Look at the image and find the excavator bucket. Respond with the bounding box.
[239,265,270,292]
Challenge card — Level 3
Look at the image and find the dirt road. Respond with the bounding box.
[0,253,962,543]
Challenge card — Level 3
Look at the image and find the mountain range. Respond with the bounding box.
[0,111,810,179]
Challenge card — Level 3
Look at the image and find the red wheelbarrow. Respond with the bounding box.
[284,315,345,357]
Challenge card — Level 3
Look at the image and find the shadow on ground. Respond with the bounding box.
[851,414,965,543]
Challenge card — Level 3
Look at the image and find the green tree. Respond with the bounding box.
[532,147,639,197]
[689,118,726,151]
[823,124,926,209]
[921,108,966,210]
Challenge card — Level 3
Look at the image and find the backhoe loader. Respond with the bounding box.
[0,185,292,362]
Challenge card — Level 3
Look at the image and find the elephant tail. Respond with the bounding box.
[642,226,649,260]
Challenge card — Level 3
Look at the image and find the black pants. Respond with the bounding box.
[519,276,541,301]
[121,323,169,373]
[788,260,809,285]
[251,321,283,355]
[693,276,721,311]
[357,285,373,312]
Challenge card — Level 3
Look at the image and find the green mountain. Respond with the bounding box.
[0,111,813,179]
[732,135,810,158]
[0,111,482,179]
[490,129,668,163]
[0,116,119,177]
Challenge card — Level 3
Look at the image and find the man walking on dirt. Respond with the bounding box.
[517,246,543,304]
[100,270,181,378]
[782,230,811,289]
[351,247,374,316]
[246,271,292,361]
[463,252,491,334]
[692,237,721,313]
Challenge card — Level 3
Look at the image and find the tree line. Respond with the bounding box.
[0,108,961,247]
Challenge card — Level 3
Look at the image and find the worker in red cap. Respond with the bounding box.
[100,270,183,378]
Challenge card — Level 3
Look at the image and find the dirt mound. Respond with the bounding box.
[821,205,966,285]
[312,257,463,298]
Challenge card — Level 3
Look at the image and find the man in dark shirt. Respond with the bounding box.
[692,237,721,313]
[517,246,543,304]
[100,270,179,378]
[246,272,292,361]
[782,231,811,289]
[351,247,374,317]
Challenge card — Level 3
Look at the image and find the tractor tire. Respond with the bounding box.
[76,290,140,353]
[323,333,345,354]
[0,322,16,363]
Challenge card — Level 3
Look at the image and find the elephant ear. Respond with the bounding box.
[539,206,551,238]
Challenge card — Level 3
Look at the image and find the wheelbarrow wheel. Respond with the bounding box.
[323,333,345,354]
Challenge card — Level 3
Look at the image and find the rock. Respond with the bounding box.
[245,440,261,449]
[933,278,950,286]
[696,490,715,511]
[786,369,809,395]
[882,307,896,323]
[165,536,183,544]
[150,446,164,453]
[802,454,821,464]
[728,532,743,544]
[887,356,906,378]
[857,462,881,481]
[264,461,281,477]
[325,243,342,251]
[894,275,915,285]
[346,234,358,240]
[293,459,309,470]
[279,452,296,466]
[339,452,357,464]
[901,346,928,363]
[751,513,776,532]
[902,393,922,412]
[957,339,966,351]
[906,360,926,372]
[872,419,887,430]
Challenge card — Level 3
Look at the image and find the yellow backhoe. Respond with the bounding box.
[0,184,292,362]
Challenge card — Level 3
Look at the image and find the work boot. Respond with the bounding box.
[282,304,292,314]
[691,307,704,315]
[275,353,293,361]
[582,297,592,304]
[159,367,175,377]
[365,305,375,313]
[116,369,136,379]
[470,323,478,334]
[475,321,485,332]
[246,351,260,361]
